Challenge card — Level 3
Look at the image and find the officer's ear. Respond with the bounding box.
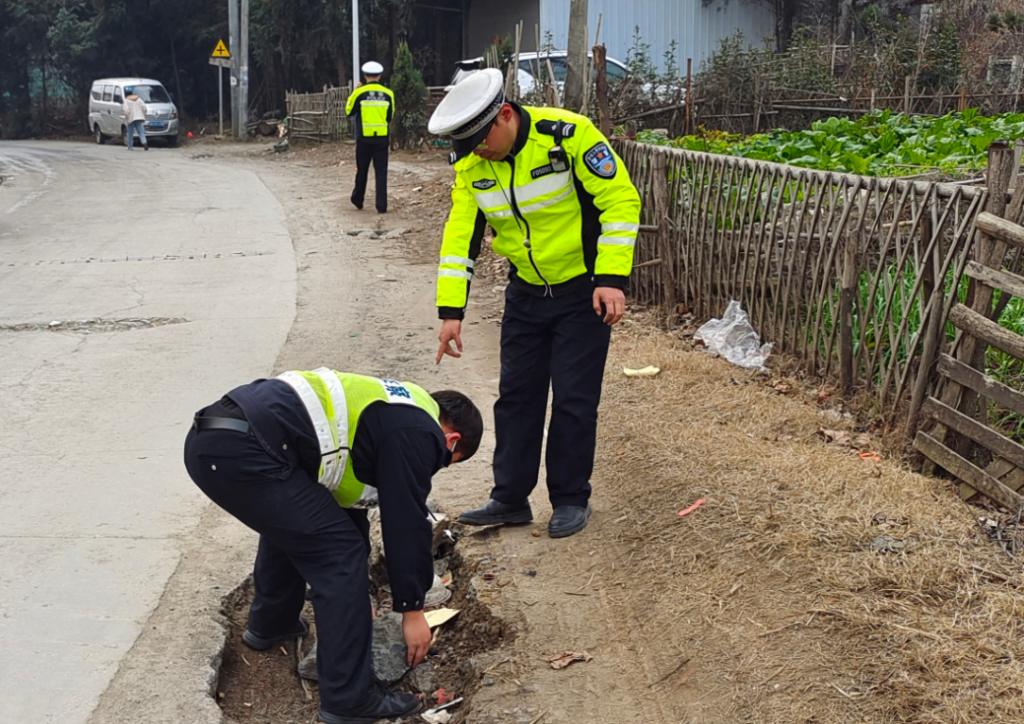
[496,103,514,124]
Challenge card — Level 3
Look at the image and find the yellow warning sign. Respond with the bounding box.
[211,39,230,58]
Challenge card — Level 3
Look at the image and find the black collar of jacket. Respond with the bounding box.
[505,102,531,160]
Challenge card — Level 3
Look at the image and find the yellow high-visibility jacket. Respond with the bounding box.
[276,369,440,508]
[345,82,395,141]
[436,104,641,317]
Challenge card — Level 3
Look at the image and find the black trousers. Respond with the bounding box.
[351,140,389,213]
[183,423,372,713]
[491,283,612,508]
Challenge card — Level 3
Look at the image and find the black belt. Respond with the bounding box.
[193,416,250,434]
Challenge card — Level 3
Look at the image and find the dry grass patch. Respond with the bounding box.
[592,324,1024,723]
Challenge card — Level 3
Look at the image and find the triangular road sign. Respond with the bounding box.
[211,39,230,58]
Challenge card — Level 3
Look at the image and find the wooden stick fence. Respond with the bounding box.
[285,87,351,142]
[614,139,990,417]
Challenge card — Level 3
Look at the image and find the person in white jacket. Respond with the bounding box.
[123,90,148,151]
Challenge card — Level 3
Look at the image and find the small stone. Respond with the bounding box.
[357,230,379,239]
[483,678,495,686]
[522,684,537,693]
[384,228,407,239]
[406,662,437,692]
[871,535,907,553]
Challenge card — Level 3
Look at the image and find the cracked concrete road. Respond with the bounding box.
[0,141,296,723]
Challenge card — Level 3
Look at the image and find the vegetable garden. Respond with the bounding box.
[637,110,1024,179]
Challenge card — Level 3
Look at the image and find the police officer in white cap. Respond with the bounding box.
[345,61,395,213]
[428,68,641,539]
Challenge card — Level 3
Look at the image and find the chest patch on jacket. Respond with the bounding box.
[584,142,617,179]
[472,179,497,190]
[531,164,555,179]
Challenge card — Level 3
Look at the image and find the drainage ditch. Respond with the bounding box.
[215,512,510,723]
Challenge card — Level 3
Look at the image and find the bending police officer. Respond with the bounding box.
[183,370,483,724]
[346,61,395,213]
[428,68,641,538]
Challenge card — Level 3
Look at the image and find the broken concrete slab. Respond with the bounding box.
[298,612,409,684]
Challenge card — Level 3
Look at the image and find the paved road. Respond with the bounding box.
[0,141,295,723]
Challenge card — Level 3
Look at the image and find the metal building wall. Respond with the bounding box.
[467,0,542,57]
[537,0,775,70]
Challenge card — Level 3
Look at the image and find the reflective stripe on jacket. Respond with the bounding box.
[345,83,395,140]
[276,369,440,507]
[436,105,641,316]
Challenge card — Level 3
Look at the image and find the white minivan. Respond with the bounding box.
[88,77,180,146]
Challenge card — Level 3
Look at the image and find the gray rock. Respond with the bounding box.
[357,229,379,239]
[371,612,410,684]
[521,684,537,693]
[298,641,318,680]
[296,613,410,684]
[483,678,495,686]
[383,228,407,239]
[871,535,907,553]
[406,662,437,692]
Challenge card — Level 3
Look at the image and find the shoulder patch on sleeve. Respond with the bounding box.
[584,142,617,179]
[535,119,577,138]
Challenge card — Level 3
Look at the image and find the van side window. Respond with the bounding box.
[91,86,102,101]
[102,85,113,102]
[113,88,123,104]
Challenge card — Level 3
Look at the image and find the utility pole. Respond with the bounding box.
[228,0,239,137]
[563,0,588,112]
[352,0,360,90]
[240,0,249,138]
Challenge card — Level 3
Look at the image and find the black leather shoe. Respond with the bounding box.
[242,616,309,651]
[319,680,420,724]
[458,498,533,526]
[548,504,592,538]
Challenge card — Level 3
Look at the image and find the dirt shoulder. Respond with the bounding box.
[90,138,1024,724]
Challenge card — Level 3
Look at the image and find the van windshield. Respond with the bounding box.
[126,85,171,103]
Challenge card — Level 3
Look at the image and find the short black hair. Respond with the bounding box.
[431,390,483,461]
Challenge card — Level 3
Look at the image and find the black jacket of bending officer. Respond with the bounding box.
[183,378,471,713]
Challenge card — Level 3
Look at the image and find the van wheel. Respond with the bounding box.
[165,135,178,147]
[121,126,128,146]
[94,125,106,144]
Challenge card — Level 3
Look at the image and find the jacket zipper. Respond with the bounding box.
[506,155,552,297]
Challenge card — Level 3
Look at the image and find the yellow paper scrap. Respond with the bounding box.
[424,608,461,628]
[623,365,661,378]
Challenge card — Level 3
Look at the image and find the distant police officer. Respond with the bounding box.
[429,68,641,538]
[183,370,483,724]
[346,61,395,213]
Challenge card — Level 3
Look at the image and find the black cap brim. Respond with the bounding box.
[449,119,495,164]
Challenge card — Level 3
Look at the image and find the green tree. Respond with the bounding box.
[390,40,425,148]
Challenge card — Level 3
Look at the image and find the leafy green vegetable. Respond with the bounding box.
[637,110,1024,178]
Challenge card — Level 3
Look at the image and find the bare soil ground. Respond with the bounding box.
[195,138,1024,724]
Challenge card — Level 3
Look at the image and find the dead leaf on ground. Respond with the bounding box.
[546,651,593,669]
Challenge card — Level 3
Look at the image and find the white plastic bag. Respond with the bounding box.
[694,300,772,370]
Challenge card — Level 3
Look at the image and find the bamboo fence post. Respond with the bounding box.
[685,58,692,137]
[926,141,1016,472]
[651,149,675,311]
[906,211,940,437]
[840,224,859,393]
[594,45,610,137]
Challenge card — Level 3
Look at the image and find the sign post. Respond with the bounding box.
[209,40,233,137]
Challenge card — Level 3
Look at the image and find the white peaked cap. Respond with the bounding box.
[428,68,504,137]
[362,61,384,75]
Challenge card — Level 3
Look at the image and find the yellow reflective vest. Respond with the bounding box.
[276,369,440,508]
[345,82,395,140]
[436,104,641,316]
